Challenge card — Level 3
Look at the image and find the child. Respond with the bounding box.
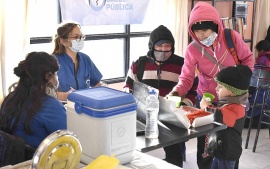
[200,65,252,169]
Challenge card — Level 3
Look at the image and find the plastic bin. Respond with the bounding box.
[67,87,137,164]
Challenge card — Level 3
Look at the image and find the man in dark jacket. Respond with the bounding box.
[124,25,198,167]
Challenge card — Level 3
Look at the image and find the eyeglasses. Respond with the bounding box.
[68,34,86,42]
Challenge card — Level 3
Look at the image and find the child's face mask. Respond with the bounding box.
[199,32,218,47]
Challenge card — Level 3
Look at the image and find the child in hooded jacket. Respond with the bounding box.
[169,2,254,169]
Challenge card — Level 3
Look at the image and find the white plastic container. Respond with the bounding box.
[66,87,137,165]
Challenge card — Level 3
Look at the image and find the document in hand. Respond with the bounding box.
[158,97,214,129]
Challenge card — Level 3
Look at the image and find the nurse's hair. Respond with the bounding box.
[52,21,81,55]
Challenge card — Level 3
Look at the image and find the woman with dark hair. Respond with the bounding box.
[52,21,103,101]
[245,40,270,129]
[255,40,270,66]
[0,52,66,148]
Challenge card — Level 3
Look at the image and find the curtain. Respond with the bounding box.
[173,0,189,58]
[0,0,29,102]
[162,0,188,57]
[253,0,270,57]
[0,0,5,102]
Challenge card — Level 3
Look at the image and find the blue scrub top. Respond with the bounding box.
[13,96,67,148]
[56,52,103,92]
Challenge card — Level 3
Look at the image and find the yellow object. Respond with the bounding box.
[167,96,181,107]
[32,130,82,169]
[84,155,120,169]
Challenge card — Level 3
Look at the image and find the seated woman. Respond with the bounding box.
[0,52,67,148]
[52,21,103,101]
[245,40,270,128]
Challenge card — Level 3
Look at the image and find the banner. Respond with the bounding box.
[59,0,151,26]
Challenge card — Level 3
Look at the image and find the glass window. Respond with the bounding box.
[28,0,60,37]
[27,43,54,54]
[130,37,149,65]
[81,39,125,79]
[130,0,167,32]
[27,0,168,83]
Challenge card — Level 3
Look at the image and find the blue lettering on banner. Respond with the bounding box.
[106,3,133,10]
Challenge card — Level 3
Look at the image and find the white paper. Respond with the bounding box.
[158,97,213,129]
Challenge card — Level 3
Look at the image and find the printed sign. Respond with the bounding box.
[59,0,151,25]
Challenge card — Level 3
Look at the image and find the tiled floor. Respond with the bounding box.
[146,128,270,169]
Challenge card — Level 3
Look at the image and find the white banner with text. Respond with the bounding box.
[59,0,151,26]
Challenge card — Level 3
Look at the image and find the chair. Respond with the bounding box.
[245,67,270,152]
[252,86,270,152]
[0,130,26,167]
[0,130,36,167]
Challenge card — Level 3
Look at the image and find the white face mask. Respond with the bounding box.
[199,32,218,47]
[154,51,172,62]
[52,79,59,91]
[69,39,84,52]
[46,74,59,98]
[46,87,57,98]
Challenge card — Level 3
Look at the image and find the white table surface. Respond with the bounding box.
[2,151,181,169]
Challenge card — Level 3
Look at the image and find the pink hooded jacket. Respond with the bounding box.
[173,2,254,102]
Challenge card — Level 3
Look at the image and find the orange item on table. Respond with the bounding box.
[182,106,211,125]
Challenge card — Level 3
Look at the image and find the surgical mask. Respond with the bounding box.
[69,39,84,52]
[199,32,218,47]
[46,87,57,98]
[52,80,59,91]
[154,51,172,62]
[46,74,59,98]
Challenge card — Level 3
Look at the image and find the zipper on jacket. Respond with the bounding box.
[73,63,79,89]
[157,64,161,88]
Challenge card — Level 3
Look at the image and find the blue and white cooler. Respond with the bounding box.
[66,87,137,164]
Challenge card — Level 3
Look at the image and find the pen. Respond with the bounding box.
[66,84,74,90]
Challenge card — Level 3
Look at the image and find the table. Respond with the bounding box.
[136,121,227,152]
[2,151,182,169]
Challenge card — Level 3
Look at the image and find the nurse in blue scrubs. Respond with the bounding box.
[0,52,67,148]
[52,21,103,101]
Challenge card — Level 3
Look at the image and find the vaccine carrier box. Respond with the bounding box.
[66,87,137,165]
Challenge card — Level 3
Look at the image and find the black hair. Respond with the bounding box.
[0,52,59,134]
[191,21,218,34]
[255,40,270,53]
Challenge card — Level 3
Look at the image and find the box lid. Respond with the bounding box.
[67,87,137,118]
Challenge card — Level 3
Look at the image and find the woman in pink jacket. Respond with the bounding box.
[170,2,254,169]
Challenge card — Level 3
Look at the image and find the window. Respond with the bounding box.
[28,0,170,84]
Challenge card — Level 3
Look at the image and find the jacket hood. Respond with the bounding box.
[147,25,175,60]
[188,2,223,44]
